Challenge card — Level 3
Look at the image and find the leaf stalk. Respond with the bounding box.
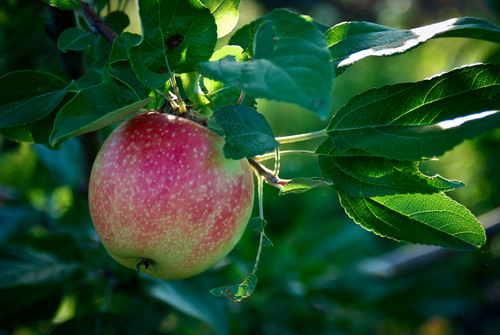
[169,76,187,114]
[248,158,290,189]
[254,150,318,162]
[252,176,265,275]
[80,1,118,43]
[275,129,328,144]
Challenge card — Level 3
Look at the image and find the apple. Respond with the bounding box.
[88,112,255,280]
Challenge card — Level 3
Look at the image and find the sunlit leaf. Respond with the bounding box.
[319,154,464,197]
[339,192,486,250]
[328,17,500,73]
[201,46,255,111]
[200,9,333,117]
[279,177,333,195]
[200,0,241,38]
[210,274,258,302]
[179,72,211,105]
[43,0,80,10]
[129,0,217,89]
[327,64,500,160]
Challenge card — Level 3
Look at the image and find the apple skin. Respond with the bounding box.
[88,112,254,280]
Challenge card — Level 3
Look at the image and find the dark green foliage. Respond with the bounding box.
[214,104,279,159]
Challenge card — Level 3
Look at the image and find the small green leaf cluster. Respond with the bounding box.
[1,0,500,304]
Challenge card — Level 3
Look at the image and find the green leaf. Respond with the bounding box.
[129,0,217,89]
[110,32,142,62]
[105,61,153,99]
[50,84,152,147]
[0,71,69,128]
[180,72,211,105]
[57,27,90,52]
[104,33,152,99]
[327,64,500,160]
[201,46,255,111]
[0,206,36,244]
[103,11,130,35]
[43,0,80,10]
[262,233,273,247]
[339,192,486,250]
[214,104,279,159]
[328,17,500,73]
[228,23,251,49]
[144,277,228,335]
[199,9,333,117]
[210,274,258,302]
[200,0,241,38]
[0,109,60,145]
[34,138,84,187]
[318,154,464,197]
[0,71,72,144]
[0,245,80,289]
[0,245,80,322]
[249,217,267,232]
[279,177,333,195]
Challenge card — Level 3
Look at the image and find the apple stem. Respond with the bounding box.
[159,90,179,110]
[169,75,187,114]
[136,258,153,271]
[275,129,328,144]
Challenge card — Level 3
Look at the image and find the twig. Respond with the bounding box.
[81,1,118,43]
[247,158,290,189]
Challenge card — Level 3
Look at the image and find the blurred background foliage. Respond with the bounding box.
[1,0,500,334]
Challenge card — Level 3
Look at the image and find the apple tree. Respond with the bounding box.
[1,0,500,333]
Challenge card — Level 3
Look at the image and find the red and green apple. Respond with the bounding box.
[88,112,254,280]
